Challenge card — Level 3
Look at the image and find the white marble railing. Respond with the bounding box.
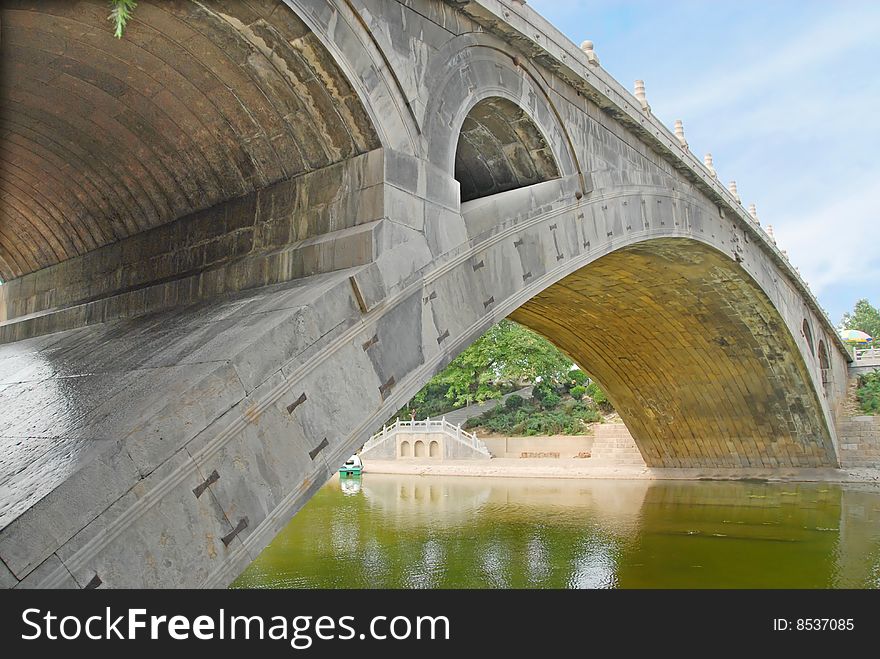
[363,417,490,456]
[853,346,880,366]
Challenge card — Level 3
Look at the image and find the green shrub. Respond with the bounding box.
[569,370,588,386]
[585,382,607,405]
[857,370,880,414]
[570,385,587,400]
[505,394,526,410]
[463,393,600,436]
[532,381,553,402]
[541,392,561,409]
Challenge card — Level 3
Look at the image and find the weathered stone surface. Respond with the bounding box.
[13,553,78,589]
[54,449,238,589]
[0,558,18,589]
[0,0,859,589]
[0,440,139,578]
[0,0,380,282]
[510,240,837,468]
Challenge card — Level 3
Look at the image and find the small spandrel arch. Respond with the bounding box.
[454,97,560,202]
[802,319,815,354]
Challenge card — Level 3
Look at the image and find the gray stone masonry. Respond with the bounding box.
[0,0,861,588]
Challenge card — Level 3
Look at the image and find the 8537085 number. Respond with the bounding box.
[796,619,853,631]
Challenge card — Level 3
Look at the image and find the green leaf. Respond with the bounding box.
[109,0,137,39]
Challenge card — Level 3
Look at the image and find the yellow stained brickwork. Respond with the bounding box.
[511,239,837,468]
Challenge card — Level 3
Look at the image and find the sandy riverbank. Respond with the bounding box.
[362,458,880,483]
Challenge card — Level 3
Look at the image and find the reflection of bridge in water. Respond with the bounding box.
[233,475,880,589]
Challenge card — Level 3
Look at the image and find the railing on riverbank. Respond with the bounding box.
[853,346,880,367]
[363,417,491,457]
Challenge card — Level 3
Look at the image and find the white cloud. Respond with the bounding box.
[772,177,880,295]
[655,6,880,117]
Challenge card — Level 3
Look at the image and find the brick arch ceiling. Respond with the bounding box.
[510,238,837,469]
[0,0,380,282]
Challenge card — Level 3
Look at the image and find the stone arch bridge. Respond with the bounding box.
[0,0,852,587]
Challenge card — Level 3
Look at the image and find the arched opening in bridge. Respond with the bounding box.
[392,238,835,469]
[803,320,815,354]
[400,441,411,458]
[414,441,426,458]
[818,340,831,391]
[429,440,440,458]
[454,97,560,202]
[509,239,835,468]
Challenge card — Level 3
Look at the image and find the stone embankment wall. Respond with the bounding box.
[481,435,594,458]
[837,416,880,468]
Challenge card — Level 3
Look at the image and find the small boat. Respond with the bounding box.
[339,454,363,475]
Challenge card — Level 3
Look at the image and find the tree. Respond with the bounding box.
[841,299,880,340]
[420,320,574,408]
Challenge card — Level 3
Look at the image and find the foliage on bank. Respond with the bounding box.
[389,320,579,419]
[464,392,603,436]
[384,320,615,434]
[856,370,880,415]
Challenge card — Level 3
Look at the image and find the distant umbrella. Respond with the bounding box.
[840,329,873,344]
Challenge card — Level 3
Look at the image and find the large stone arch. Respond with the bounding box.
[0,0,401,282]
[510,238,836,468]
[281,0,418,155]
[0,177,845,589]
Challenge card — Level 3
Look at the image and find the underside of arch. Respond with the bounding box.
[510,238,837,468]
[0,0,380,281]
[454,96,559,202]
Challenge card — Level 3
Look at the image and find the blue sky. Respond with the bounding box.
[530,0,879,323]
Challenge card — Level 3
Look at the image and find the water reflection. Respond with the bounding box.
[339,475,362,496]
[233,474,880,589]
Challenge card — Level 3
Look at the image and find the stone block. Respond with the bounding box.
[14,553,78,589]
[0,440,139,578]
[0,558,18,589]
[55,449,236,588]
[122,363,247,476]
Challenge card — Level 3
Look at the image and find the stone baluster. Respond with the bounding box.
[703,153,717,178]
[580,40,600,66]
[674,119,688,149]
[748,203,760,225]
[728,180,741,204]
[634,79,650,112]
[766,224,776,245]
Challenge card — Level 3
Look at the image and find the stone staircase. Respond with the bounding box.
[589,424,646,467]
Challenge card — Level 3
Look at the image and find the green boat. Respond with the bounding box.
[339,454,363,475]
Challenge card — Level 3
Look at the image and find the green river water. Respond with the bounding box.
[233,474,880,589]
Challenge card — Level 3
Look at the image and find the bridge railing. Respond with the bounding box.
[362,416,490,456]
[853,346,880,366]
